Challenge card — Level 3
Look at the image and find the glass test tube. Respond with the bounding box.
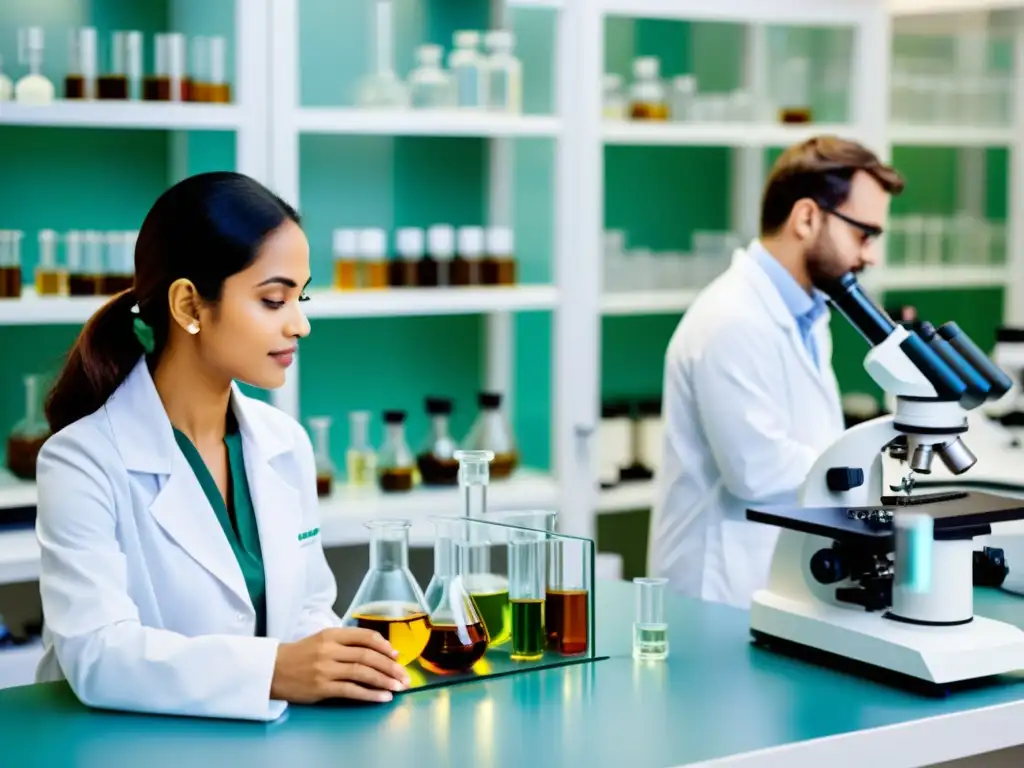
[509,531,546,661]
[633,577,668,661]
[456,449,495,573]
[546,539,589,656]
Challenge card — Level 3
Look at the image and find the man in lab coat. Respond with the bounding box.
[648,136,905,609]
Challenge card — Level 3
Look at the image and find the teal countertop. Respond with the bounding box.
[4,582,1024,767]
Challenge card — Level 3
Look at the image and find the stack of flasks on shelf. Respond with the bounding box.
[0,228,137,300]
[603,229,743,294]
[339,450,590,679]
[330,225,517,291]
[0,26,231,107]
[597,398,663,490]
[886,213,1008,268]
[603,53,815,125]
[356,0,523,114]
[308,392,519,498]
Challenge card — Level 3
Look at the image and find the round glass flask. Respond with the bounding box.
[341,520,431,666]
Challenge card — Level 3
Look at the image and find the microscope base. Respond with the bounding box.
[750,591,1024,689]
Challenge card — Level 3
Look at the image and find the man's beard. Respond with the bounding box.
[805,230,852,289]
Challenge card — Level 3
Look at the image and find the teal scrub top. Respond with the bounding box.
[172,413,268,637]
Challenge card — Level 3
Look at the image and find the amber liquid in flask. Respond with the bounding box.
[545,590,588,655]
[419,622,488,674]
[354,602,431,666]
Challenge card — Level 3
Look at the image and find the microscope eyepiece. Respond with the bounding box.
[917,321,991,410]
[938,322,1014,401]
[823,273,896,347]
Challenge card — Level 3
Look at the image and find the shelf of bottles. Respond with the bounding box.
[601,20,858,147]
[888,30,1016,147]
[340,509,597,691]
[0,24,239,129]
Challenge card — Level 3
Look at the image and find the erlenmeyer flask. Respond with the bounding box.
[462,537,511,646]
[341,520,431,666]
[6,374,51,480]
[419,518,489,674]
[417,396,459,486]
[307,416,335,497]
[463,392,518,479]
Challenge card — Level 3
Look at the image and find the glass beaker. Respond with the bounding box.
[307,416,336,497]
[377,410,415,493]
[418,397,459,486]
[346,410,376,486]
[6,374,51,480]
[341,520,431,666]
[509,530,547,661]
[463,392,518,479]
[419,518,489,674]
[547,538,589,656]
[633,577,669,661]
[460,538,511,647]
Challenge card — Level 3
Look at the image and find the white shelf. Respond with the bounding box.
[0,286,559,326]
[889,124,1016,147]
[598,480,655,514]
[866,265,1010,291]
[0,101,243,130]
[0,470,560,584]
[601,289,699,316]
[296,108,562,138]
[602,120,854,148]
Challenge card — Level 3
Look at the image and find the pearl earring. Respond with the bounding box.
[186,322,200,335]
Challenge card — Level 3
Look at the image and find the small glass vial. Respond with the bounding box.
[346,410,376,487]
[144,33,186,102]
[102,231,134,293]
[449,30,487,109]
[392,227,423,288]
[484,227,516,286]
[377,410,415,493]
[409,44,453,110]
[208,37,230,103]
[670,75,696,123]
[484,30,522,114]
[66,231,92,296]
[629,57,668,121]
[15,27,56,106]
[332,228,359,290]
[778,57,812,124]
[98,31,133,100]
[308,416,336,497]
[188,35,210,102]
[82,230,105,296]
[602,73,626,119]
[35,229,68,297]
[426,224,455,287]
[454,226,484,286]
[0,55,12,102]
[65,27,98,100]
[633,577,669,661]
[0,231,24,300]
[358,228,388,289]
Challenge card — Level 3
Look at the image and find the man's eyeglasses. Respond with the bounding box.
[819,206,883,243]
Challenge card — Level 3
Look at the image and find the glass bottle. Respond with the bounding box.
[670,75,696,123]
[420,518,489,674]
[409,44,453,110]
[377,410,415,493]
[392,227,423,288]
[308,416,336,497]
[65,27,97,99]
[35,229,68,297]
[102,231,134,294]
[82,231,105,296]
[346,410,376,486]
[484,227,516,286]
[453,227,483,286]
[6,374,51,481]
[0,55,12,102]
[66,231,91,297]
[340,520,432,667]
[449,30,487,109]
[332,228,359,291]
[421,224,453,288]
[778,57,812,124]
[484,30,522,114]
[417,397,459,486]
[356,1,408,109]
[0,231,23,300]
[15,27,55,106]
[602,73,626,120]
[629,57,668,121]
[208,37,230,104]
[188,35,210,102]
[98,31,130,100]
[144,33,186,102]
[463,392,518,479]
[358,228,388,289]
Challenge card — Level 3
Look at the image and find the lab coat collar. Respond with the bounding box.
[734,241,830,334]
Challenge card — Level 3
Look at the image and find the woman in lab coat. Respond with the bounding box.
[35,172,409,721]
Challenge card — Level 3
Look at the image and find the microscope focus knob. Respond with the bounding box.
[810,548,850,585]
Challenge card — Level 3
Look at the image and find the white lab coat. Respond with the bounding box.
[34,358,342,721]
[647,245,845,608]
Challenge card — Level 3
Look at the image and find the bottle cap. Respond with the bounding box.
[633,56,660,80]
[457,227,485,259]
[333,228,359,259]
[416,44,443,66]
[484,30,514,52]
[428,225,455,260]
[396,227,425,259]
[478,391,502,409]
[358,228,387,260]
[425,396,454,416]
[383,410,407,424]
[486,227,513,256]
[453,30,480,49]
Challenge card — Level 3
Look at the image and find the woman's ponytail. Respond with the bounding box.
[45,289,146,435]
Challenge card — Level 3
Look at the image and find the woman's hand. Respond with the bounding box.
[270,627,410,703]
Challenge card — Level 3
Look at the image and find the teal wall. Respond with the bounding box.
[0,4,1012,474]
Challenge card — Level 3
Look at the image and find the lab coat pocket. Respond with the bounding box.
[718,519,780,609]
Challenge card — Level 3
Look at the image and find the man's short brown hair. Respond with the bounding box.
[760,135,905,236]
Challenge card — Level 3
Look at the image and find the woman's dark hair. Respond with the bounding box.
[45,171,300,434]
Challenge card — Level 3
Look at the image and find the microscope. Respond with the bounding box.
[747,272,1024,691]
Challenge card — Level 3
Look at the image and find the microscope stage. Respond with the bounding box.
[747,491,1024,550]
